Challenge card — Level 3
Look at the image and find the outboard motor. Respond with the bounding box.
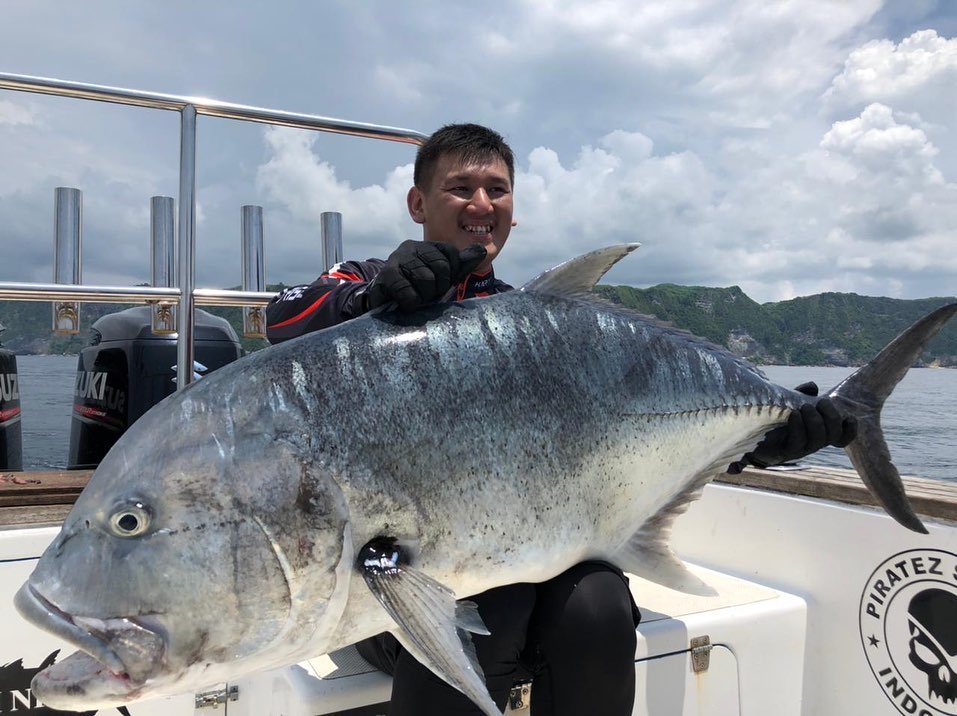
[67,306,243,469]
[0,321,23,471]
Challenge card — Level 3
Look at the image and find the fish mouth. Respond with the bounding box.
[14,583,166,707]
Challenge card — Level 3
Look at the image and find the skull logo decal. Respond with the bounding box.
[909,589,957,704]
[861,549,957,716]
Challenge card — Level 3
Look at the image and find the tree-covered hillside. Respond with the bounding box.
[592,285,957,367]
[761,293,957,365]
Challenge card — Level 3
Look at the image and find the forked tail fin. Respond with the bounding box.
[829,302,957,534]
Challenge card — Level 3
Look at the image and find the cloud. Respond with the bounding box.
[812,103,953,242]
[513,135,716,274]
[820,103,938,169]
[473,0,885,137]
[824,29,957,115]
[0,100,39,127]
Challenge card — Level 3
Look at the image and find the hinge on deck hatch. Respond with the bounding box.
[690,635,712,674]
[508,680,532,711]
[195,684,239,708]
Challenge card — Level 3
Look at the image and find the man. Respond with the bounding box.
[265,124,513,342]
[266,124,855,715]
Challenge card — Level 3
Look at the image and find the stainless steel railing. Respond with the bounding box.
[0,71,427,386]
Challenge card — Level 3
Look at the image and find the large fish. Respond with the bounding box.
[15,245,954,715]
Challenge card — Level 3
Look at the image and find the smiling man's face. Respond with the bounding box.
[407,152,514,273]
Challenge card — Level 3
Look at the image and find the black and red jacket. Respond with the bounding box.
[266,255,512,343]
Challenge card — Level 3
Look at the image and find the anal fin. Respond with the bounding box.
[615,420,786,594]
[614,473,722,596]
[358,538,501,716]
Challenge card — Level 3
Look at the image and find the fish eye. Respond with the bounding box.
[109,502,151,538]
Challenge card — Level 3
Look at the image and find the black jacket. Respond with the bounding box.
[266,256,512,343]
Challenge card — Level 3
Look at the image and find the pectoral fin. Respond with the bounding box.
[358,538,501,716]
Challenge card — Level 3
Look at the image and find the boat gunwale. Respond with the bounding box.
[2,466,955,529]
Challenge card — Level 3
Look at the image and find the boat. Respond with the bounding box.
[1,72,955,716]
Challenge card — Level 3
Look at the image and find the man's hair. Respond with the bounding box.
[414,123,515,190]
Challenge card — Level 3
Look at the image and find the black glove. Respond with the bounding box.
[727,381,858,474]
[364,241,487,313]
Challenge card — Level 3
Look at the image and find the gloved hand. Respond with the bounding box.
[364,241,487,313]
[727,381,858,474]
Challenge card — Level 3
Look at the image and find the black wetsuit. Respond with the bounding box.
[266,258,641,716]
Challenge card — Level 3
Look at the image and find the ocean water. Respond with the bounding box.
[9,356,957,481]
[15,355,78,470]
[762,365,957,482]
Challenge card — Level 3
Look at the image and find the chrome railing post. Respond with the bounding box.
[175,105,197,388]
[52,187,82,334]
[150,196,176,334]
[321,211,343,273]
[241,205,266,338]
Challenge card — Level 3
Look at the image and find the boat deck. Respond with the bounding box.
[0,470,89,526]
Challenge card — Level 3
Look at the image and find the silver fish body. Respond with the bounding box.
[15,245,951,715]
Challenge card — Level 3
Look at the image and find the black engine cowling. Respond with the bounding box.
[68,306,243,469]
[0,338,22,472]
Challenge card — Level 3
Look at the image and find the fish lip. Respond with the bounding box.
[14,583,138,683]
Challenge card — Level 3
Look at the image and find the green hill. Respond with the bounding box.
[593,285,956,367]
[761,293,957,365]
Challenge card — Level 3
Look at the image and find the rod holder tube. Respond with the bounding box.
[321,211,342,274]
[241,205,266,338]
[175,104,197,389]
[241,205,265,291]
[150,196,176,334]
[52,187,82,334]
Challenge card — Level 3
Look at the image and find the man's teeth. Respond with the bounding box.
[464,225,491,234]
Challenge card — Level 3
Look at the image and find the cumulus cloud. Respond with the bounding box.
[821,103,938,168]
[811,104,953,242]
[825,29,957,114]
[512,135,716,276]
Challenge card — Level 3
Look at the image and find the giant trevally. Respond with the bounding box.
[15,245,954,716]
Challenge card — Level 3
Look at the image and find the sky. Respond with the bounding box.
[0,1,955,305]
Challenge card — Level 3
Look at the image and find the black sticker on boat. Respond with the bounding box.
[0,650,131,715]
[860,548,957,715]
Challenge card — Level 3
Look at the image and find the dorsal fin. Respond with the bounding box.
[520,243,640,297]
